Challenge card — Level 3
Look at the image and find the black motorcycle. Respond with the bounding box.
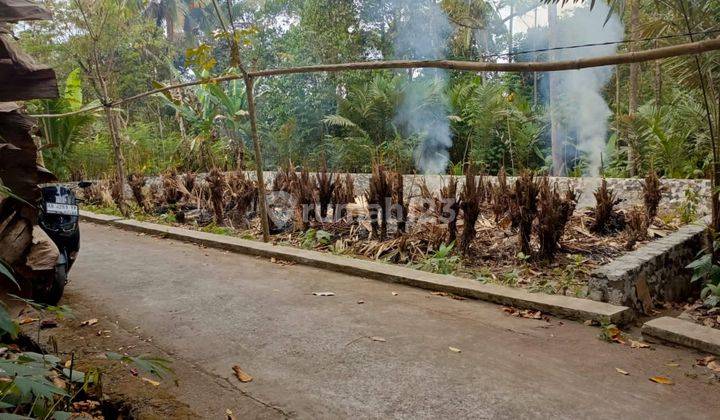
[36,182,89,304]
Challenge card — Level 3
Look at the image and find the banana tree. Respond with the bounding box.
[154,70,251,170]
[36,69,99,180]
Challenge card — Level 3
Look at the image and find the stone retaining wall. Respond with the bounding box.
[245,172,711,215]
[587,221,707,315]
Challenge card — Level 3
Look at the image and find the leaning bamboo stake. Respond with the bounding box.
[29,36,720,119]
[244,75,270,242]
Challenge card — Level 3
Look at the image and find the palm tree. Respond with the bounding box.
[140,0,207,43]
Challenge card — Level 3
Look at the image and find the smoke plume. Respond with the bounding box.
[550,4,624,176]
[391,0,452,174]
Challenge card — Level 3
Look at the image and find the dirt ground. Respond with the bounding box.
[13,293,280,419]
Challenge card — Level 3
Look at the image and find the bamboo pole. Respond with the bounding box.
[29,36,720,119]
[244,75,270,242]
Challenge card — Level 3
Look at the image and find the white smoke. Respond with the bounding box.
[551,4,624,176]
[391,0,452,174]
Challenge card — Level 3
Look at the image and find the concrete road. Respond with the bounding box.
[68,223,719,419]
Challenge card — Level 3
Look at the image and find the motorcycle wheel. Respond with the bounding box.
[35,264,67,305]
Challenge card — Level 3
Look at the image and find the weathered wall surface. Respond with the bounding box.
[587,221,707,315]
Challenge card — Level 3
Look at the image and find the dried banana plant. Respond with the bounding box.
[162,169,183,205]
[109,177,125,210]
[642,170,665,225]
[366,164,391,239]
[272,162,296,193]
[332,173,355,221]
[226,171,257,228]
[127,173,147,211]
[390,171,406,235]
[440,177,459,244]
[591,179,621,234]
[206,168,227,224]
[512,171,539,255]
[184,171,197,194]
[537,178,577,260]
[491,166,511,223]
[291,168,317,230]
[316,162,336,220]
[625,206,647,250]
[460,167,483,254]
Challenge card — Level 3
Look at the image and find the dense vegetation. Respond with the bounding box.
[19,0,720,180]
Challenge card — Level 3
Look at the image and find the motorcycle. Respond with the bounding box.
[35,182,90,304]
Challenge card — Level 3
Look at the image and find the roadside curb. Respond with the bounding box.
[80,211,633,325]
[79,210,123,225]
[642,316,720,356]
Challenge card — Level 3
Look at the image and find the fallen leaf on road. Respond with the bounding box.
[357,300,365,304]
[629,340,651,349]
[18,316,38,325]
[392,292,399,296]
[232,365,253,383]
[707,361,720,373]
[312,292,335,297]
[141,377,160,386]
[370,336,386,342]
[80,318,98,327]
[501,307,549,322]
[615,368,629,375]
[696,356,716,367]
[649,376,674,385]
[449,347,462,353]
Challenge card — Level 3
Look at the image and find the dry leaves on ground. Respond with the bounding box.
[80,318,98,327]
[629,340,651,349]
[449,347,462,353]
[232,365,254,383]
[370,336,386,342]
[501,306,550,322]
[649,376,674,385]
[142,377,160,386]
[615,368,629,375]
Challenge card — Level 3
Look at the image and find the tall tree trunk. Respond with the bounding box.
[105,108,128,215]
[533,6,538,107]
[628,0,640,176]
[548,4,564,175]
[165,9,175,43]
[653,41,662,107]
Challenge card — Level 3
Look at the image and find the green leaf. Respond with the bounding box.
[13,376,68,399]
[105,353,173,379]
[52,412,72,420]
[63,68,83,111]
[62,368,87,383]
[0,304,18,339]
[17,352,60,367]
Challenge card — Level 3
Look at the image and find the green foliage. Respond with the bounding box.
[105,353,173,379]
[418,242,460,275]
[300,229,333,249]
[687,243,720,308]
[679,188,700,224]
[35,69,98,180]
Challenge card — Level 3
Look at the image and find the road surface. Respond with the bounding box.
[66,222,719,419]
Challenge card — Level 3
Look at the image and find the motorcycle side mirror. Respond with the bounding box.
[78,181,93,188]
